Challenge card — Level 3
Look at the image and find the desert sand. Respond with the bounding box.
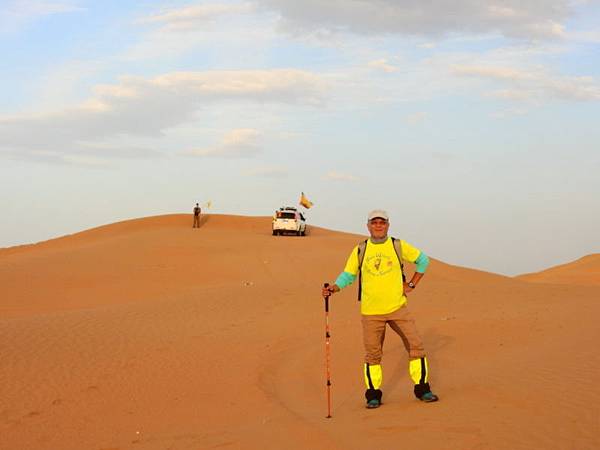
[517,254,600,286]
[1,214,599,450]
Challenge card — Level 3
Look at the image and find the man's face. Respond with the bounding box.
[367,218,389,239]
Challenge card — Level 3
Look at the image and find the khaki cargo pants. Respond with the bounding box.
[361,304,426,365]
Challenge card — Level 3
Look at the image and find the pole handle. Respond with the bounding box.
[323,282,330,312]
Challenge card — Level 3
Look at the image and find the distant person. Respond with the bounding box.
[193,203,201,228]
[322,210,438,409]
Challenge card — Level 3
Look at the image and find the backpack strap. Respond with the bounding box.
[356,239,368,301]
[391,237,406,282]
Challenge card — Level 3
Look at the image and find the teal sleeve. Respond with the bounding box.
[415,252,430,273]
[335,271,356,289]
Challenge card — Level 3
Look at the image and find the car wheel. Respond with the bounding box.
[272,230,276,236]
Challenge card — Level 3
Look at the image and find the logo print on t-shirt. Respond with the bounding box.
[365,253,393,276]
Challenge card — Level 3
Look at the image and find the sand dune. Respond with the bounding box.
[1,214,599,450]
[516,253,600,286]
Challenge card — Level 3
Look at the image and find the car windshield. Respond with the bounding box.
[277,212,296,219]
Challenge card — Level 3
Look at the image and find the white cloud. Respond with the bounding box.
[491,107,530,118]
[0,0,83,33]
[60,154,113,168]
[244,165,289,177]
[125,4,278,62]
[324,171,359,181]
[453,64,600,102]
[452,65,536,81]
[1,139,162,166]
[368,58,398,73]
[1,148,115,167]
[257,0,574,40]
[567,29,600,43]
[185,128,262,158]
[136,2,255,31]
[0,69,326,161]
[405,111,428,125]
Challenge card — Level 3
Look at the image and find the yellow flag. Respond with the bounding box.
[299,192,313,209]
[205,200,212,209]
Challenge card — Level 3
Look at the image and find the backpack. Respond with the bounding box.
[194,206,201,215]
[356,237,406,301]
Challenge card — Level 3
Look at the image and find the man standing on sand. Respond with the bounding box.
[322,209,439,409]
[193,203,201,228]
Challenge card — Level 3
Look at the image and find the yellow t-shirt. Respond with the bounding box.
[343,238,421,315]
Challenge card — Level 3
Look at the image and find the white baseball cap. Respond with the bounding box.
[368,209,389,221]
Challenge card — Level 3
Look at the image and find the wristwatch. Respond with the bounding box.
[408,281,416,289]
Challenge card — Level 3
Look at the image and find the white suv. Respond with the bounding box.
[272,207,307,236]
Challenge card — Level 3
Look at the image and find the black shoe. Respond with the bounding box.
[365,388,383,407]
[419,391,439,402]
[366,398,381,409]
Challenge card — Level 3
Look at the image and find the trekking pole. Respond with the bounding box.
[323,283,332,418]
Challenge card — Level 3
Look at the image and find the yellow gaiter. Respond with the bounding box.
[364,363,383,390]
[409,357,429,385]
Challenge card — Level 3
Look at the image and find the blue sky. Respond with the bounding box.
[1,0,599,275]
